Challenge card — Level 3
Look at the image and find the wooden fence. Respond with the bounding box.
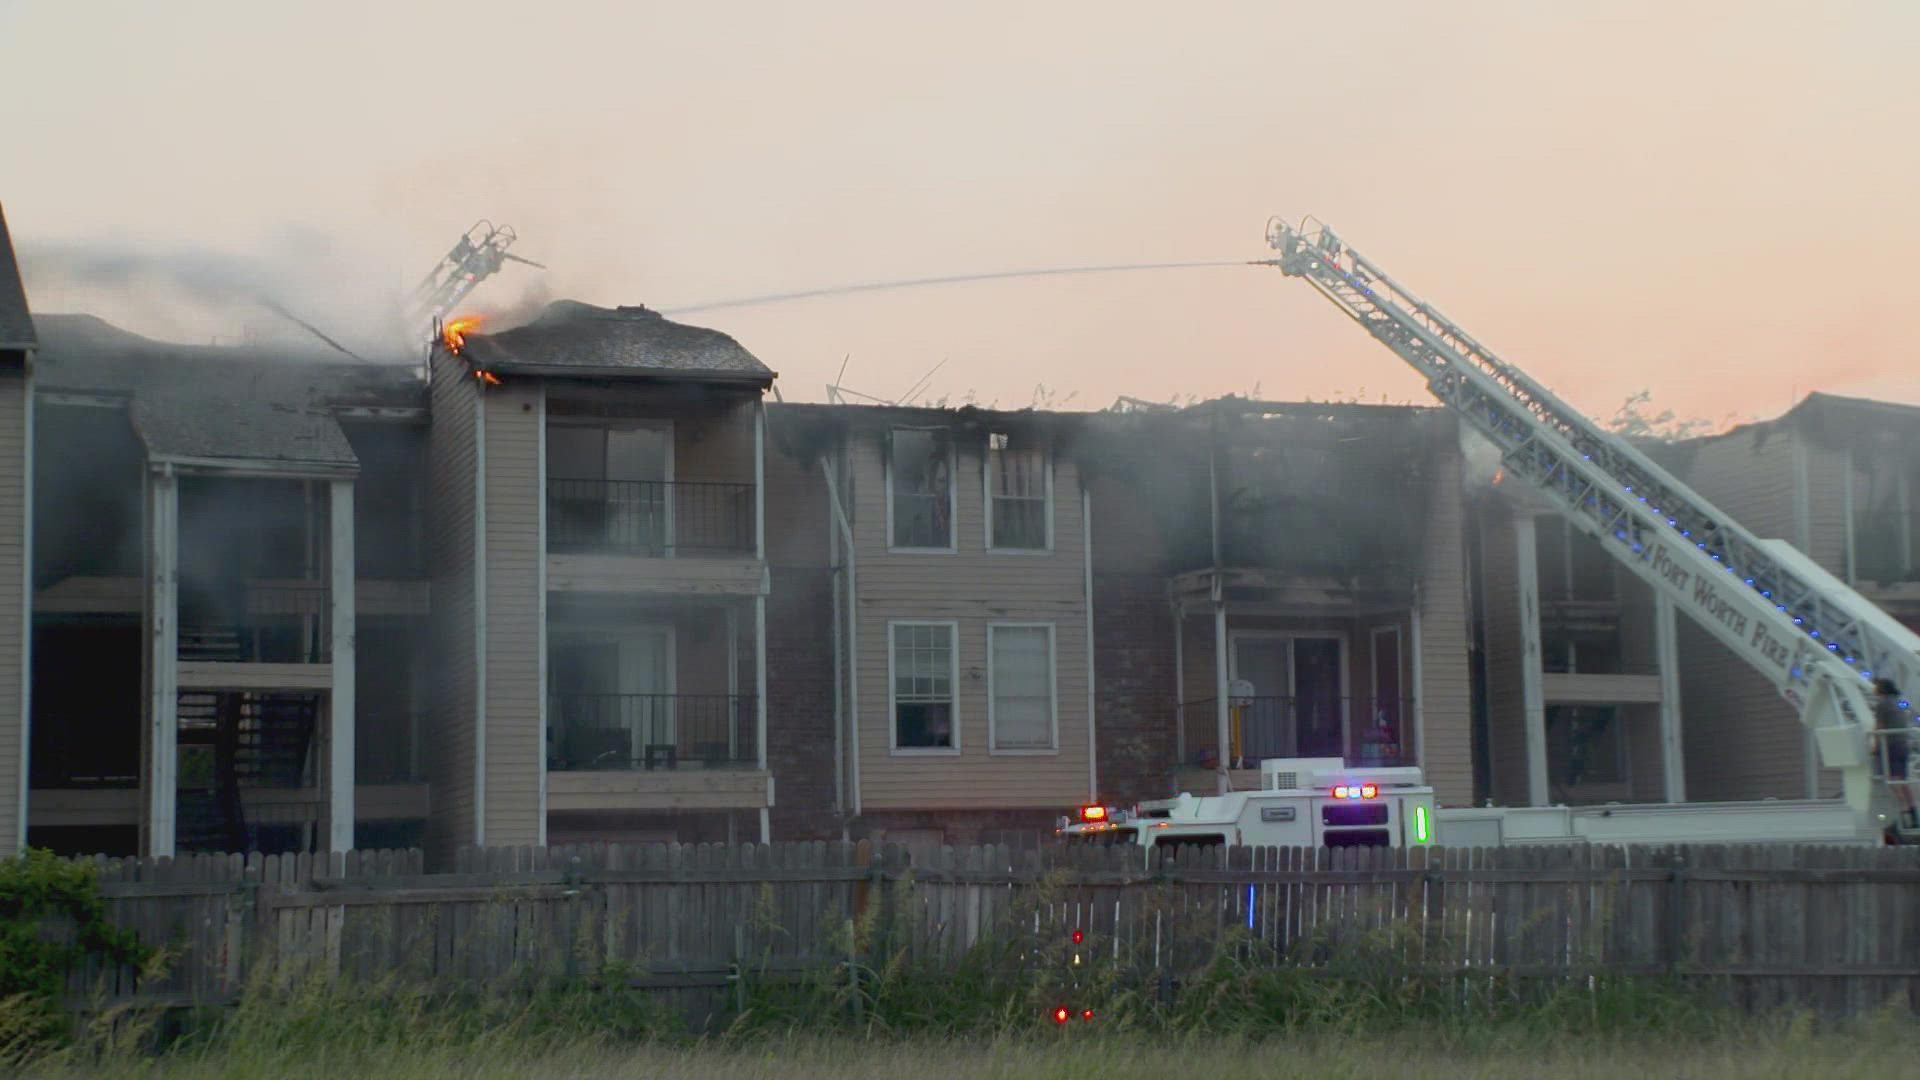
[58,842,1920,1018]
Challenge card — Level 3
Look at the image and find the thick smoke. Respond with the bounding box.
[18,229,425,359]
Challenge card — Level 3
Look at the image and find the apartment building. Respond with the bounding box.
[1658,394,1920,802]
[1079,400,1475,812]
[0,205,33,856]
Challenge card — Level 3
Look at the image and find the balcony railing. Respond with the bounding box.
[548,694,758,771]
[1178,696,1416,770]
[548,479,754,557]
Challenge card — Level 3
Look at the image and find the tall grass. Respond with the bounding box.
[12,866,1919,1075]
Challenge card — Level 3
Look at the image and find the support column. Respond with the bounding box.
[1654,593,1686,803]
[1409,593,1425,772]
[328,479,355,853]
[145,467,180,857]
[1213,601,1230,794]
[755,591,769,843]
[1172,602,1186,767]
[1514,515,1549,807]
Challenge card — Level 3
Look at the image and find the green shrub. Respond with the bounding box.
[0,850,154,1059]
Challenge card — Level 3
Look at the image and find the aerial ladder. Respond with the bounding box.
[406,220,545,340]
[1261,216,1920,840]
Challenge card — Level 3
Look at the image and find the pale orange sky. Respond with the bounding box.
[3,1,1916,421]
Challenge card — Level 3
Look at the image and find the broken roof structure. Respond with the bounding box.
[0,203,33,351]
[34,313,423,473]
[459,300,774,385]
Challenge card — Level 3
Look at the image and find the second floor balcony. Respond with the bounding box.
[547,479,755,558]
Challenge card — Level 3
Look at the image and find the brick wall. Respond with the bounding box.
[767,565,842,839]
[1092,571,1176,804]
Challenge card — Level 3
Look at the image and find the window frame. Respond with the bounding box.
[887,619,962,755]
[983,434,1054,554]
[884,426,958,554]
[987,621,1059,755]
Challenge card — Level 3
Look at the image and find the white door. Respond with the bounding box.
[1230,636,1294,761]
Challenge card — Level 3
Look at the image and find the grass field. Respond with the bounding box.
[20,1028,1920,1080]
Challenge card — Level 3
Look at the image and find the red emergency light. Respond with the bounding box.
[1072,929,1084,944]
[1079,805,1108,823]
[1053,1006,1071,1025]
[1332,784,1380,800]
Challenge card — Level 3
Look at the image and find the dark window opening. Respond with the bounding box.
[1322,803,1390,827]
[890,428,953,548]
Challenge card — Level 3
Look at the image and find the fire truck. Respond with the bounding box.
[1063,216,1920,852]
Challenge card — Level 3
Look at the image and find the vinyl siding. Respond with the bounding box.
[1478,503,1532,806]
[425,353,478,857]
[1415,427,1473,808]
[1671,427,1812,800]
[0,362,24,852]
[482,383,543,846]
[850,433,1089,809]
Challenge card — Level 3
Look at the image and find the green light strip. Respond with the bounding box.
[1414,804,1431,844]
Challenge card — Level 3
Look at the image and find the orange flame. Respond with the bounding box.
[474,369,502,386]
[443,315,482,354]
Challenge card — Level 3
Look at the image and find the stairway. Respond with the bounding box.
[173,689,320,854]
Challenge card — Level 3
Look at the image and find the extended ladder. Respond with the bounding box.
[406,221,545,339]
[1262,217,1920,836]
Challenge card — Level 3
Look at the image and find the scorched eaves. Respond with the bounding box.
[461,300,774,384]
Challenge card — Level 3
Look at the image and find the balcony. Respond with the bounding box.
[548,693,758,771]
[546,693,769,813]
[1177,696,1417,771]
[548,479,754,557]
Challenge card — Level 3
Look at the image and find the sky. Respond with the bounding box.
[3,0,1917,422]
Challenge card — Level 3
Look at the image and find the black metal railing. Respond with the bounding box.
[1178,696,1416,770]
[548,694,758,771]
[547,479,755,556]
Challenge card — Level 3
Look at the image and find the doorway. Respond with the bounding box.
[1228,631,1349,763]
[549,627,674,769]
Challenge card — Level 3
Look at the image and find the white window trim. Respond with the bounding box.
[983,439,1054,554]
[884,427,958,554]
[987,621,1059,755]
[887,619,962,755]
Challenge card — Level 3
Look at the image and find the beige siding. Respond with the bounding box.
[1478,504,1531,806]
[0,363,24,852]
[850,432,1089,810]
[1415,427,1473,808]
[482,384,543,846]
[1671,427,1815,800]
[425,353,479,857]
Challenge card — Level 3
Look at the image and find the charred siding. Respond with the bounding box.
[0,363,24,852]
[425,353,479,858]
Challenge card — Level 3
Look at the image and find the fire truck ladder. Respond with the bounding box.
[406,220,545,338]
[1262,216,1920,837]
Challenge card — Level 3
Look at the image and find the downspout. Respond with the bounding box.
[827,472,845,819]
[1082,487,1097,802]
[472,378,487,847]
[821,447,860,818]
[755,400,769,844]
[535,382,548,847]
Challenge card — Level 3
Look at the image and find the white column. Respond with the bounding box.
[1515,515,1549,807]
[726,604,740,760]
[1172,603,1186,767]
[1213,601,1230,794]
[1409,593,1426,772]
[328,479,356,853]
[1654,592,1686,803]
[145,467,180,857]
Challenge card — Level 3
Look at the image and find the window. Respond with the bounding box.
[989,624,1056,751]
[891,622,957,750]
[988,432,1049,550]
[1546,705,1628,794]
[889,428,953,549]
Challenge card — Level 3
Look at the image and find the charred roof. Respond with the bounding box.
[0,203,33,350]
[461,300,774,385]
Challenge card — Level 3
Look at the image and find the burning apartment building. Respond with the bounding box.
[5,204,1918,862]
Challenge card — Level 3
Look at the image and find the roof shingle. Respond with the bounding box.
[462,300,773,383]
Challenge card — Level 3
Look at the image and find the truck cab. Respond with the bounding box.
[1058,758,1438,856]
